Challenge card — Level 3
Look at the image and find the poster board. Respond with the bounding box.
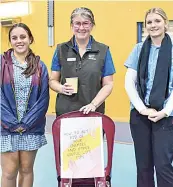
[60,117,104,178]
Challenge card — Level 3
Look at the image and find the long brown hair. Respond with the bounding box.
[9,23,39,78]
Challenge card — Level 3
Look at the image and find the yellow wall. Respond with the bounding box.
[1,1,173,121]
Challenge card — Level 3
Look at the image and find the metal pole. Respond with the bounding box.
[47,0,54,47]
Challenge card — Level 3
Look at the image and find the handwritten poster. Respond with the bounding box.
[60,117,104,178]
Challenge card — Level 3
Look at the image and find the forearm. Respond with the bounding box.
[49,79,62,93]
[21,88,49,129]
[162,90,173,117]
[125,68,147,113]
[91,82,113,108]
[1,90,19,129]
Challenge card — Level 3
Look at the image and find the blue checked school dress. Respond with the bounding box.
[0,53,47,152]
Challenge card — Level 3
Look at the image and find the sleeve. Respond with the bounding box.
[124,43,142,70]
[102,48,116,77]
[125,68,147,113]
[162,91,173,117]
[20,62,50,130]
[1,89,20,130]
[1,55,19,130]
[51,47,61,71]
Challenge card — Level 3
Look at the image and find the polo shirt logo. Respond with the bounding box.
[88,54,96,60]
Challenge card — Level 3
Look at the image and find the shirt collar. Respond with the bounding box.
[73,35,92,52]
[11,51,27,69]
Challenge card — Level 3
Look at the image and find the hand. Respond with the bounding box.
[140,108,157,116]
[79,103,96,114]
[14,127,26,134]
[61,83,74,95]
[148,110,167,123]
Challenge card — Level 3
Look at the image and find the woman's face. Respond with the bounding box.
[145,13,167,38]
[71,15,93,41]
[10,27,31,55]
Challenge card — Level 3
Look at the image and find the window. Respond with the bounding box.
[0,1,31,18]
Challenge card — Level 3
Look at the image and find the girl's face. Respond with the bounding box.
[145,13,167,38]
[71,15,93,41]
[10,27,31,55]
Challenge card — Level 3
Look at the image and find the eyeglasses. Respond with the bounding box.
[72,21,92,29]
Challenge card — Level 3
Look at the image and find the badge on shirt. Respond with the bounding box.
[88,54,96,60]
[67,58,76,61]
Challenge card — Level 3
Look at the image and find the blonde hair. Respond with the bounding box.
[70,7,95,26]
[145,8,169,31]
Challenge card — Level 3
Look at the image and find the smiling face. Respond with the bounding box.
[71,15,93,41]
[145,13,167,38]
[9,27,31,55]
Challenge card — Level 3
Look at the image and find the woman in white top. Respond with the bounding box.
[125,8,173,187]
